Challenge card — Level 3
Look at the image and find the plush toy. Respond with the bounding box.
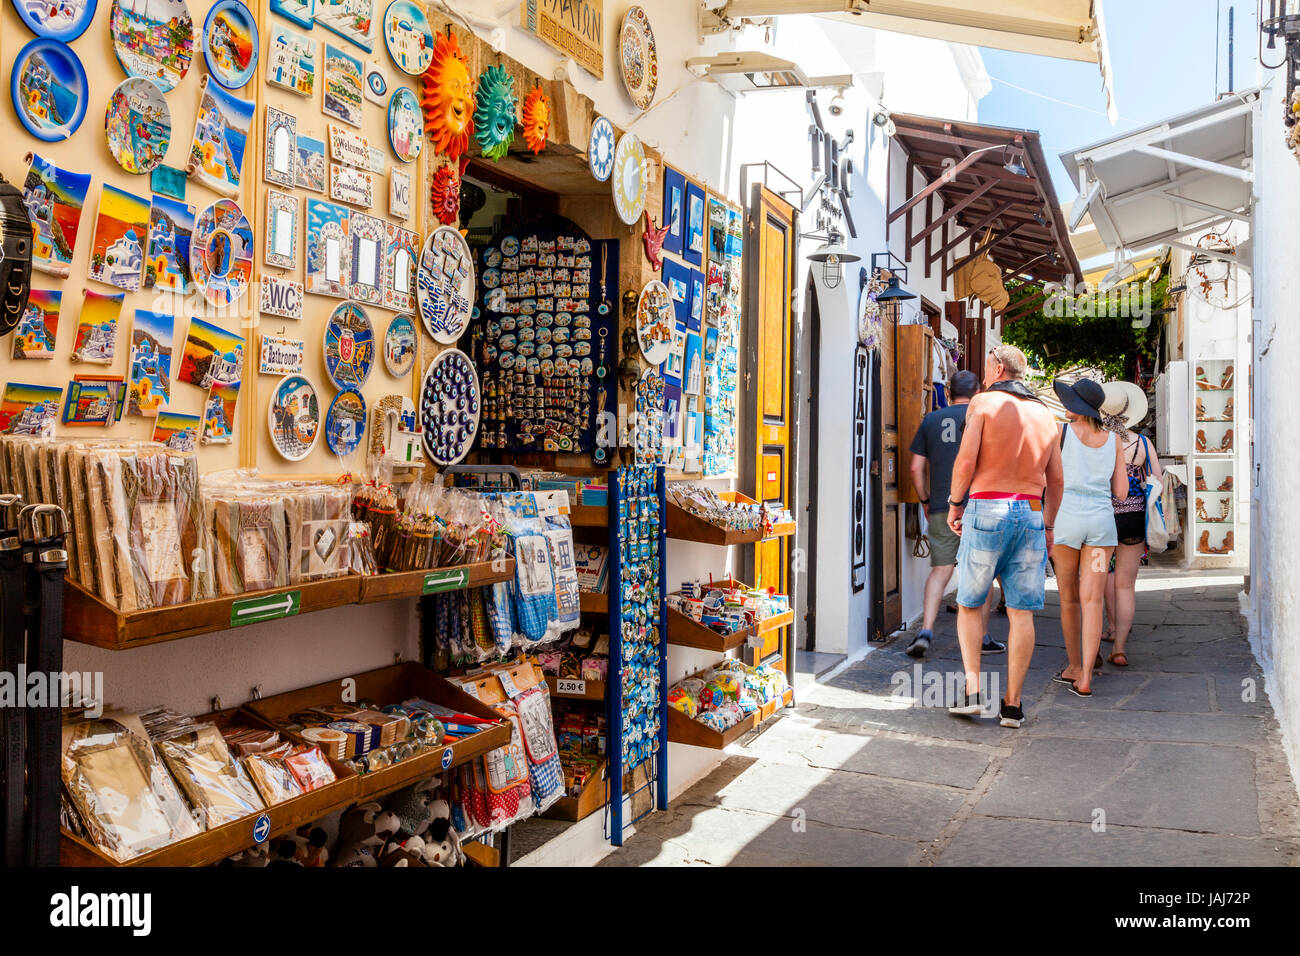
[221,842,270,867]
[416,798,463,867]
[385,776,440,842]
[334,802,401,867]
[268,826,330,867]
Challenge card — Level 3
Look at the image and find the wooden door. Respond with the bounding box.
[875,298,902,636]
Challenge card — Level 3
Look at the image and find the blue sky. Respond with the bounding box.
[977,0,1260,201]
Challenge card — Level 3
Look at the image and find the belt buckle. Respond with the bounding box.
[19,503,68,545]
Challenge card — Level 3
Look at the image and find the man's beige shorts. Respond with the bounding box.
[927,511,960,567]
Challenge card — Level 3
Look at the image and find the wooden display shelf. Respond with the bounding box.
[665,501,796,545]
[543,762,606,822]
[579,590,609,614]
[545,675,607,701]
[666,687,794,750]
[666,607,795,652]
[357,559,516,604]
[569,504,609,527]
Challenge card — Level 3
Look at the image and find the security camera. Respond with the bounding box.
[828,92,847,117]
[871,108,891,128]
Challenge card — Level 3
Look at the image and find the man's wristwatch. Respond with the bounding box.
[947,495,965,508]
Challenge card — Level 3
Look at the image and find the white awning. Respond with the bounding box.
[1059,90,1258,271]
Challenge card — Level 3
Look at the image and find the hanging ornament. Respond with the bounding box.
[421,29,475,162]
[521,84,551,155]
[473,63,518,161]
[641,210,670,271]
[430,163,461,226]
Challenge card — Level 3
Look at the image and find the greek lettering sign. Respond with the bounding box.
[520,0,604,80]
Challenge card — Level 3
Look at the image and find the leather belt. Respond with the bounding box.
[0,495,24,868]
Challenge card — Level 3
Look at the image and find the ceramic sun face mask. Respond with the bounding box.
[521,86,550,155]
[474,64,517,161]
[421,30,475,161]
[430,164,460,226]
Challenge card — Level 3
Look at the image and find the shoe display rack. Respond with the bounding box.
[1192,358,1236,556]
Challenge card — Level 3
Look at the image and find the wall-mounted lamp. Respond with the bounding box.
[806,229,860,289]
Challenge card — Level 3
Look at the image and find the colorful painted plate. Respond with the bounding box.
[105,78,172,175]
[589,115,615,182]
[325,387,367,456]
[203,0,259,89]
[11,38,87,142]
[619,6,658,111]
[417,226,475,344]
[384,313,417,377]
[191,199,253,307]
[419,348,480,465]
[11,0,96,42]
[382,0,433,76]
[323,301,375,388]
[387,85,422,162]
[636,279,674,365]
[110,0,195,93]
[612,132,647,226]
[268,374,321,461]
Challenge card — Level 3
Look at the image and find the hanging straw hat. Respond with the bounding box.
[1100,381,1149,430]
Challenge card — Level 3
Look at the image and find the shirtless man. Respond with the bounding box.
[945,344,1064,728]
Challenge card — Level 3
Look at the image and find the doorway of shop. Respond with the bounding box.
[796,275,820,654]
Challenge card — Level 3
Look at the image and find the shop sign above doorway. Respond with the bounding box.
[519,0,604,80]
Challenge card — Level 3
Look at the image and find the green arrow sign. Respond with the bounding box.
[230,590,302,626]
[423,568,470,594]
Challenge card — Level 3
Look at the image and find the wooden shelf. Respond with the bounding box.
[543,762,606,822]
[665,501,796,545]
[666,688,793,750]
[579,590,609,614]
[569,504,609,527]
[357,559,515,604]
[545,675,607,701]
[665,607,794,652]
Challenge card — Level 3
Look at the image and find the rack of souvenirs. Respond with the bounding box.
[665,483,796,544]
[665,576,793,652]
[665,659,792,750]
[550,700,607,822]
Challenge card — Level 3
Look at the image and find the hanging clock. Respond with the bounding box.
[589,116,615,182]
[419,348,480,465]
[612,133,648,226]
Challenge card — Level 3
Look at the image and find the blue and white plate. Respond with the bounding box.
[417,226,475,344]
[325,387,367,456]
[589,115,615,182]
[203,0,259,89]
[387,85,421,162]
[382,0,433,76]
[11,38,87,142]
[11,0,97,42]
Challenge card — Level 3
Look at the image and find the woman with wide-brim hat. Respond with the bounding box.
[1050,378,1130,698]
[1099,380,1161,668]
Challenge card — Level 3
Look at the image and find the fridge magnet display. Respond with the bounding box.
[636,279,674,365]
[203,0,258,88]
[330,163,374,207]
[619,6,658,111]
[264,106,298,187]
[61,376,126,427]
[270,0,313,30]
[268,374,320,460]
[105,78,171,175]
[305,198,351,297]
[611,133,647,226]
[323,43,365,127]
[421,29,474,162]
[389,167,411,219]
[416,225,474,343]
[633,367,665,464]
[296,134,327,191]
[144,195,195,293]
[661,165,685,256]
[683,331,703,395]
[364,60,389,104]
[110,0,194,93]
[260,274,304,319]
[387,86,422,162]
[152,409,201,450]
[323,301,375,388]
[12,0,96,41]
[661,326,686,386]
[259,333,305,375]
[0,383,62,435]
[22,152,91,278]
[383,222,418,312]
[316,0,375,52]
[348,211,385,304]
[473,64,517,161]
[325,387,366,456]
[127,308,175,416]
[70,289,125,364]
[418,348,479,465]
[429,164,459,225]
[383,313,415,377]
[191,198,253,307]
[12,38,88,143]
[684,182,705,267]
[689,269,705,331]
[521,85,550,154]
[188,76,255,194]
[11,289,60,360]
[178,315,245,388]
[203,378,240,443]
[382,0,432,75]
[266,23,316,95]
[265,190,299,269]
[588,115,615,182]
[151,164,187,201]
[87,184,150,292]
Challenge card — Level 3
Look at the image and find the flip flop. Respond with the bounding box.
[1069,681,1093,699]
[1052,670,1074,685]
[1107,652,1129,667]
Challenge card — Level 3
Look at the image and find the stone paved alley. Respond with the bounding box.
[600,566,1300,867]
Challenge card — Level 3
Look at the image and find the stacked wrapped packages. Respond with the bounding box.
[666,660,790,733]
[668,577,791,635]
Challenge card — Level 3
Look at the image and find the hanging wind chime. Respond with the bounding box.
[420,28,476,162]
[474,63,518,161]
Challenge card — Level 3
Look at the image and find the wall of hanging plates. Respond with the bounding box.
[467,215,619,461]
[605,463,667,846]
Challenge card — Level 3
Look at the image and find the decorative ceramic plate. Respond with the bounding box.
[387,86,422,162]
[612,132,648,226]
[11,38,87,142]
[589,115,615,182]
[325,387,367,456]
[323,301,375,389]
[417,226,475,344]
[105,78,171,175]
[419,348,480,465]
[636,279,674,365]
[110,0,194,93]
[203,0,259,89]
[384,313,416,377]
[12,0,96,41]
[268,374,321,461]
[382,0,433,76]
[619,6,657,111]
[191,199,254,308]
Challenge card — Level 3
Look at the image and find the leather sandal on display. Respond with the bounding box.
[1198,529,1211,553]
[1196,466,1207,491]
[1222,397,1234,420]
[1221,428,1233,452]
[1218,475,1233,491]
[1219,499,1231,522]
[1220,365,1234,390]
[1196,498,1210,522]
[1221,530,1235,553]
[1196,365,1206,385]
[1196,429,1207,452]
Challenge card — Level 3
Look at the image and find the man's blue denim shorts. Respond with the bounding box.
[956,498,1048,611]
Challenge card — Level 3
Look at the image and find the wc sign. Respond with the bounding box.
[260,275,304,320]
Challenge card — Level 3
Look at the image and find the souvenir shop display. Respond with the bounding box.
[203,0,259,89]
[305,198,352,297]
[666,660,789,732]
[619,7,658,111]
[11,38,88,143]
[421,29,475,162]
[191,199,254,307]
[104,78,172,176]
[13,0,97,41]
[323,301,375,388]
[110,0,195,92]
[323,42,365,127]
[127,309,175,417]
[11,290,61,360]
[703,199,743,476]
[383,0,433,75]
[418,348,480,466]
[265,22,316,96]
[261,275,305,319]
[317,0,375,51]
[428,164,459,226]
[268,374,321,461]
[22,153,91,278]
[364,60,389,104]
[473,64,518,161]
[188,76,255,195]
[667,483,792,533]
[384,223,419,311]
[388,86,423,162]
[296,135,327,192]
[588,115,615,182]
[270,0,314,30]
[264,190,299,269]
[416,225,475,343]
[202,379,240,444]
[70,289,124,364]
[325,388,367,456]
[636,279,674,364]
[633,369,665,465]
[521,85,550,155]
[667,578,790,633]
[383,313,416,377]
[178,316,244,388]
[611,132,647,226]
[265,107,298,187]
[143,195,195,293]
[87,184,150,292]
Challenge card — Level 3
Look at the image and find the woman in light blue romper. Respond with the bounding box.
[1050,379,1129,699]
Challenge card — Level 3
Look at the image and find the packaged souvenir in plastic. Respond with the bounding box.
[667,685,699,719]
[157,723,266,828]
[283,745,337,793]
[244,743,304,805]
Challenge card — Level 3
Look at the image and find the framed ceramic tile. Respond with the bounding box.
[349,212,386,306]
[143,195,195,294]
[684,182,706,268]
[317,0,375,53]
[662,165,686,257]
[22,153,91,278]
[61,377,125,428]
[383,222,418,312]
[264,106,298,187]
[188,76,255,196]
[152,409,202,450]
[259,333,305,375]
[127,309,175,417]
[71,290,124,364]
[389,168,410,220]
[323,42,364,127]
[261,275,305,319]
[87,184,150,293]
[2,383,62,435]
[178,316,245,388]
[305,198,351,298]
[328,124,382,171]
[11,290,61,360]
[266,23,316,96]
[296,134,327,192]
[265,189,299,269]
[270,0,314,30]
[203,379,240,444]
[329,163,374,207]
[364,59,389,105]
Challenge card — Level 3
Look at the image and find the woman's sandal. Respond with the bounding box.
[1107,652,1128,667]
[1052,670,1074,685]
[1069,681,1093,699]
